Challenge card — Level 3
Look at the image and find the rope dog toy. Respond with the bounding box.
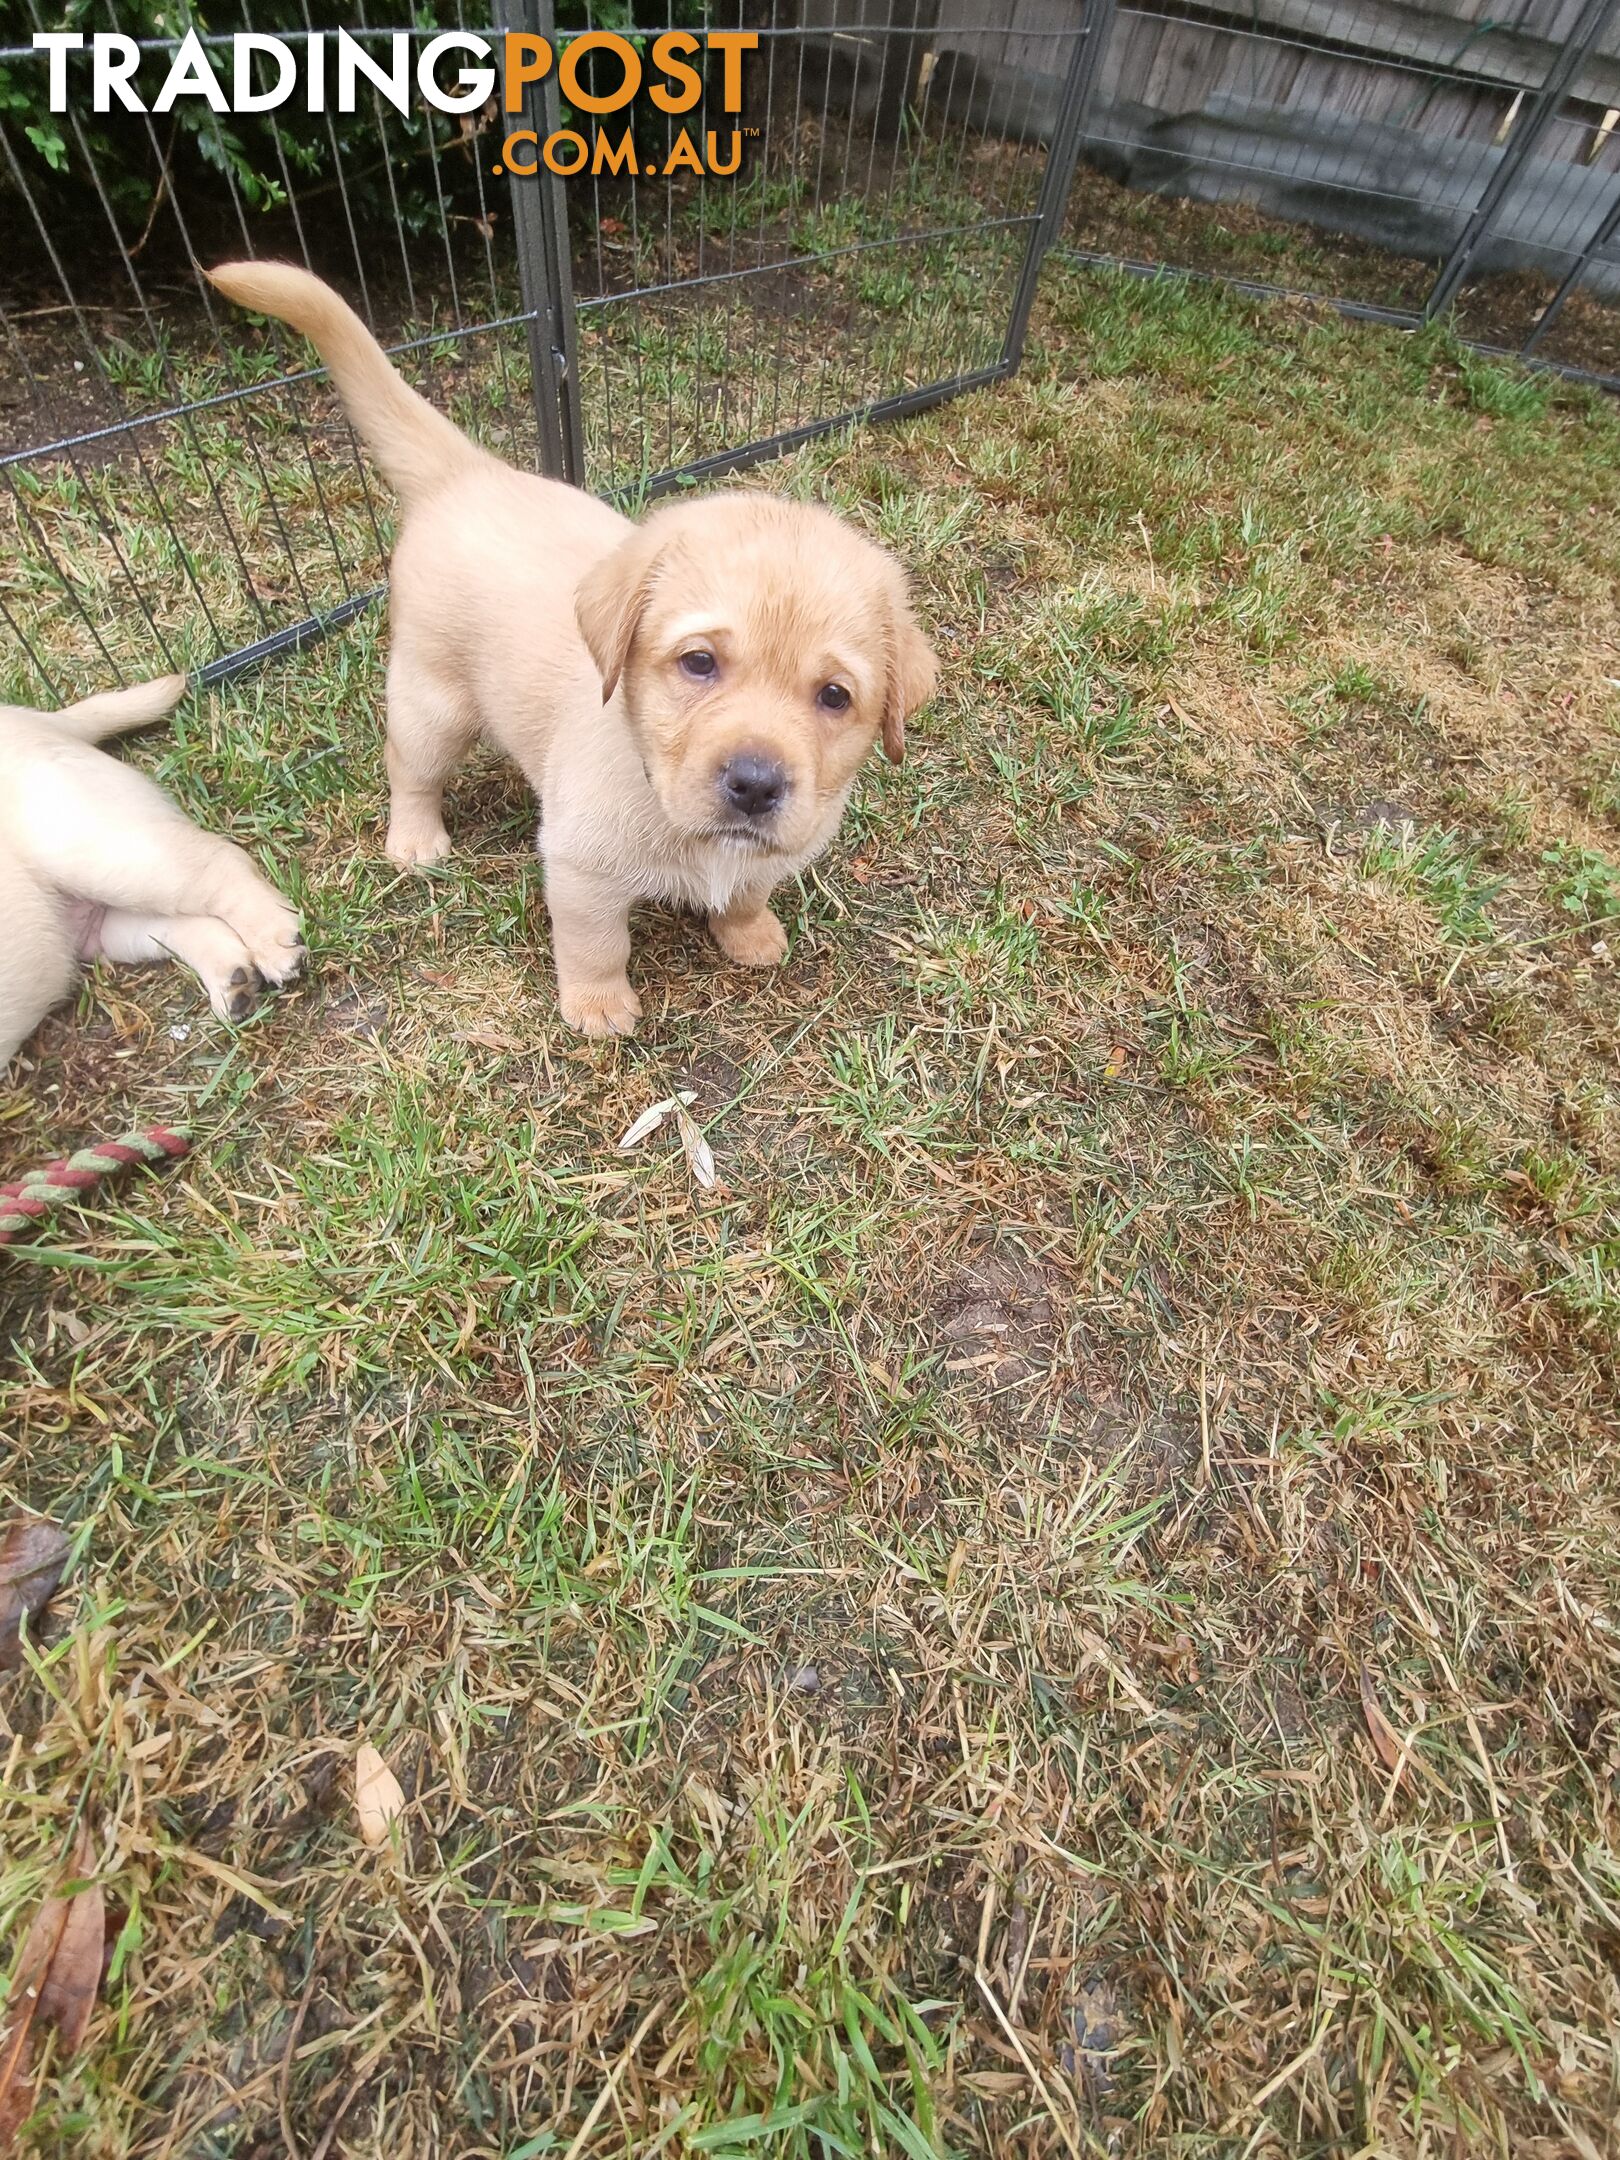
[0,1126,191,1247]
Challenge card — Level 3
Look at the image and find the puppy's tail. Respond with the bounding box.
[48,672,189,742]
[207,259,485,507]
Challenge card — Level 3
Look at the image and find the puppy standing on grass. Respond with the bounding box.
[0,675,304,1069]
[208,260,936,1038]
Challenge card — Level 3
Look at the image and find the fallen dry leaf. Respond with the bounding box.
[0,1516,71,1673]
[1359,1662,1405,1776]
[673,1103,716,1190]
[617,1093,716,1188]
[0,1831,105,2142]
[617,1093,689,1151]
[32,1870,103,2057]
[354,1744,406,1847]
[1104,1043,1129,1080]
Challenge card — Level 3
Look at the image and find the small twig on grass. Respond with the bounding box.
[129,121,180,259]
[277,1921,331,2160]
[561,1997,668,2160]
[974,1967,1086,2160]
[1218,2008,1334,2136]
[1007,1886,1047,2024]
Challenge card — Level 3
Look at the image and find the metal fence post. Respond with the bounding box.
[1001,0,1118,374]
[1424,0,1619,325]
[495,0,585,486]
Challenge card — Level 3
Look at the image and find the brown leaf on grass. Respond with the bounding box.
[0,1832,105,2142]
[354,1744,406,1847]
[0,1516,71,1673]
[1359,1662,1404,1776]
[34,1872,104,2058]
[1104,1043,1129,1079]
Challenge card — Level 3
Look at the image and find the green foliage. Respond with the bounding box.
[1,2,459,250]
[1541,839,1620,924]
[0,0,711,266]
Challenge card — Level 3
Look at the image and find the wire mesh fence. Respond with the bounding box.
[0,3,1095,706]
[530,3,1102,486]
[1056,0,1620,375]
[4,1,1620,713]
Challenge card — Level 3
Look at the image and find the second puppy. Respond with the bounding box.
[1,674,304,1069]
[208,260,936,1037]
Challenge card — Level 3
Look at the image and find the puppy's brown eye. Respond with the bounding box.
[679,650,717,681]
[817,682,851,712]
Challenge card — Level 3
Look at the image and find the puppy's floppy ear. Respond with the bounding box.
[575,524,665,703]
[881,592,937,765]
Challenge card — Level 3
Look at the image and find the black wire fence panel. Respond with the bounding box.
[1047,0,1620,377]
[0,5,1091,705]
[1437,63,1620,377]
[1,9,534,704]
[6,1,1620,709]
[1067,0,1556,316]
[565,4,1076,491]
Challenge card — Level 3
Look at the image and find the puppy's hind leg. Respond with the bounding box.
[93,909,262,1023]
[385,663,477,868]
[0,867,78,1068]
[15,749,304,991]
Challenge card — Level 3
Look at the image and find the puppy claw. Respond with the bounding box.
[712,908,789,968]
[253,938,306,988]
[560,980,642,1038]
[386,821,453,868]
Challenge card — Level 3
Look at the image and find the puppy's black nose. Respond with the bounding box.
[719,753,788,820]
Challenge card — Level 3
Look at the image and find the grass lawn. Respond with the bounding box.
[2,259,1619,2157]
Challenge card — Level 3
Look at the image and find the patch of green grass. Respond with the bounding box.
[1541,838,1620,923]
[1361,823,1503,942]
[1454,343,1554,421]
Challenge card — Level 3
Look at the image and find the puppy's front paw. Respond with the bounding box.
[560,978,642,1038]
[187,926,262,1024]
[711,907,789,968]
[386,817,453,868]
[222,888,304,989]
[241,897,305,987]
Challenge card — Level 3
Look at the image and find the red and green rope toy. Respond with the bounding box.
[0,1126,191,1248]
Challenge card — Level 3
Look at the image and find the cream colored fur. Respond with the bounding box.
[0,675,304,1068]
[208,259,935,1037]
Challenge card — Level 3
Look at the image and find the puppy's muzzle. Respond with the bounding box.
[717,750,789,824]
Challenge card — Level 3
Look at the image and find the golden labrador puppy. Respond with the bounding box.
[208,261,935,1037]
[0,674,304,1068]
